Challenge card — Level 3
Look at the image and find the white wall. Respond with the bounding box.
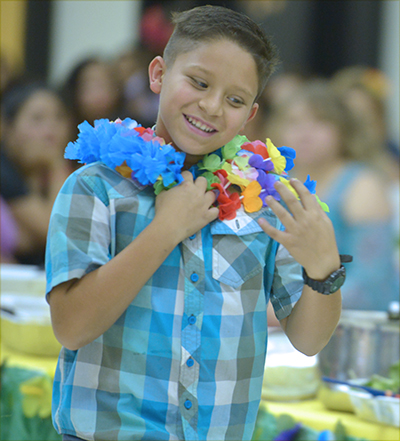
[379,0,400,145]
[48,0,141,87]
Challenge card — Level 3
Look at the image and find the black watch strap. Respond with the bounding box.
[302,254,353,295]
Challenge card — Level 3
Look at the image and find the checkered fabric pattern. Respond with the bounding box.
[45,162,303,441]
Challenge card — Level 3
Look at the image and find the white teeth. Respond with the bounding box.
[187,116,214,133]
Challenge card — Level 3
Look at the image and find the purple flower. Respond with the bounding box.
[248,154,274,172]
[257,171,280,206]
[274,423,302,441]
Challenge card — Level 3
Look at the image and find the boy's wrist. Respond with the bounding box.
[303,259,341,281]
[302,254,353,294]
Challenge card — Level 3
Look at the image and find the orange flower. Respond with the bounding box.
[242,181,263,213]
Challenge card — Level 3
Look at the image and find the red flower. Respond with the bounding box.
[211,182,241,220]
[241,140,269,160]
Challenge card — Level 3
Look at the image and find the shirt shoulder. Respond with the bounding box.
[62,162,145,205]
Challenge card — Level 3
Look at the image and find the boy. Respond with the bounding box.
[46,6,343,441]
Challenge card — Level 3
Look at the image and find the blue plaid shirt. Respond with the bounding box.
[45,162,303,441]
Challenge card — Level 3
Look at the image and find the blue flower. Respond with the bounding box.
[277,146,296,171]
[304,174,317,194]
[161,150,186,186]
[106,131,144,169]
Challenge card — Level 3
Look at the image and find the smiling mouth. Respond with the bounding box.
[184,115,217,133]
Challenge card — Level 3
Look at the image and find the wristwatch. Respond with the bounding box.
[302,254,353,295]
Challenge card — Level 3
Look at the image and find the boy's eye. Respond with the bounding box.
[228,96,244,106]
[191,77,208,89]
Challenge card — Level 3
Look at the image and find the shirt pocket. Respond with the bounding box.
[210,209,278,289]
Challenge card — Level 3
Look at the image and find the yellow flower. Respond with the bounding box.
[222,162,250,189]
[266,138,286,175]
[19,375,53,419]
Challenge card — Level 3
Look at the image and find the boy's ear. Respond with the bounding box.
[241,103,259,130]
[149,56,166,94]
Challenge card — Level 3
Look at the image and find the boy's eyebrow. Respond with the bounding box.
[188,65,256,98]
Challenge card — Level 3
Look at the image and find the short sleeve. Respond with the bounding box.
[45,167,112,296]
[270,244,303,320]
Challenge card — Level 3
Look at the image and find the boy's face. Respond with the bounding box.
[149,39,259,167]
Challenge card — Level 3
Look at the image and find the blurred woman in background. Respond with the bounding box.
[1,81,73,265]
[61,57,127,139]
[267,79,399,311]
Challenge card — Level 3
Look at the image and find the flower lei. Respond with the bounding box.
[65,118,329,221]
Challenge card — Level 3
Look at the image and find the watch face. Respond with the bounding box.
[329,275,346,293]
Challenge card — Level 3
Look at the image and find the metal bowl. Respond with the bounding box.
[318,309,399,381]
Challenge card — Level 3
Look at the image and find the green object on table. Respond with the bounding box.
[252,406,371,441]
[364,360,400,394]
[0,363,61,441]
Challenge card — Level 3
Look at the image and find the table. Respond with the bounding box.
[2,343,399,441]
[1,343,60,441]
[260,398,400,441]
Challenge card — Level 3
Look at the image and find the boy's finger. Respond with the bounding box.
[195,175,209,191]
[273,181,304,220]
[181,170,194,182]
[258,217,285,244]
[205,189,218,206]
[265,195,296,231]
[289,179,320,211]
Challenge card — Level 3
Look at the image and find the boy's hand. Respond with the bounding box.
[258,179,340,280]
[155,171,219,243]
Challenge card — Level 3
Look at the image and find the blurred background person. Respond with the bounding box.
[267,79,399,311]
[244,69,311,141]
[331,65,399,166]
[1,80,74,266]
[1,196,20,263]
[113,3,173,128]
[61,57,127,139]
[332,65,400,248]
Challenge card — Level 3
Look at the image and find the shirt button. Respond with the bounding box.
[188,315,196,325]
[184,399,192,410]
[186,358,194,367]
[190,273,199,282]
[189,234,196,240]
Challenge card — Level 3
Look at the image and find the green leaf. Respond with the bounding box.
[222,134,249,159]
[199,171,220,190]
[334,420,348,440]
[234,155,249,171]
[276,413,296,433]
[153,180,176,195]
[316,195,330,213]
[198,154,223,172]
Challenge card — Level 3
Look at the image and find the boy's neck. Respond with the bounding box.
[183,153,205,170]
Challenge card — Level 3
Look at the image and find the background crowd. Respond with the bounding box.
[1,0,399,313]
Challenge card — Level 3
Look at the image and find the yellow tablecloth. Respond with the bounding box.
[2,342,399,441]
[261,398,400,441]
[1,342,58,377]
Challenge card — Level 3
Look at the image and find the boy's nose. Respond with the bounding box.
[198,92,223,117]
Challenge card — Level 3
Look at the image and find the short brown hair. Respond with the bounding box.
[163,5,279,100]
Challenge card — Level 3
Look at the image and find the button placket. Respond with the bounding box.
[180,233,205,436]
